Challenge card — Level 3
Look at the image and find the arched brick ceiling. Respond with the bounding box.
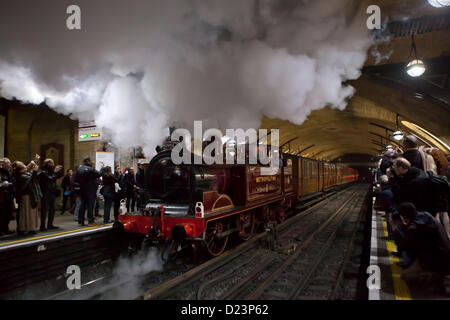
[261,0,450,162]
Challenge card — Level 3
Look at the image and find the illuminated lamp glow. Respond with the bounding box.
[427,0,450,7]
[406,59,426,77]
[393,131,404,141]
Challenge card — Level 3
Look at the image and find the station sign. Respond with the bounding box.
[137,158,151,164]
[95,152,115,170]
[78,121,103,142]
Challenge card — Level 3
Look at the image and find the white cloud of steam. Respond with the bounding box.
[0,0,373,157]
[69,248,164,300]
[98,248,163,300]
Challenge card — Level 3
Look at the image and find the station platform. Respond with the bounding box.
[0,209,126,298]
[369,198,450,300]
[0,210,113,251]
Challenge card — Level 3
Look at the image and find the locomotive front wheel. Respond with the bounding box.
[204,220,229,257]
[237,212,255,241]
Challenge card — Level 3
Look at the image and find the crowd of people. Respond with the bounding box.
[0,154,146,237]
[373,135,450,293]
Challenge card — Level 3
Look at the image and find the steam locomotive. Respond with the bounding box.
[115,146,358,257]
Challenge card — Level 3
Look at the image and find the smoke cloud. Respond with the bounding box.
[0,0,373,157]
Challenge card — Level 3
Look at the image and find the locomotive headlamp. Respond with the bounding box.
[393,131,404,141]
[195,202,204,218]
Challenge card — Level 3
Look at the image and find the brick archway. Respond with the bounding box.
[40,143,64,167]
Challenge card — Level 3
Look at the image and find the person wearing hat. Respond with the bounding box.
[400,135,437,174]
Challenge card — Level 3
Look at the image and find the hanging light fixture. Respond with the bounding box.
[427,0,450,7]
[393,114,404,141]
[393,131,403,141]
[406,35,426,77]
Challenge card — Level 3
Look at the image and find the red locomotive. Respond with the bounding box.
[115,148,358,257]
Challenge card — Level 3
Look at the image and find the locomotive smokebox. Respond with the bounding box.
[171,225,187,243]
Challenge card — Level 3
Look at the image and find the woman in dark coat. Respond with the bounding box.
[15,161,42,235]
[101,166,115,224]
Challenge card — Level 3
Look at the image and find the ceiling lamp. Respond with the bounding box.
[392,131,403,141]
[427,0,450,7]
[406,35,426,77]
[393,131,404,141]
[393,114,404,141]
[407,60,426,77]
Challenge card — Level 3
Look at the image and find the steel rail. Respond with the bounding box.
[288,192,364,299]
[244,188,360,300]
[328,191,370,300]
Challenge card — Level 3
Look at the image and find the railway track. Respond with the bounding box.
[136,184,369,301]
[245,189,367,300]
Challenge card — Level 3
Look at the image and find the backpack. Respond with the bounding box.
[426,171,450,212]
[426,171,450,194]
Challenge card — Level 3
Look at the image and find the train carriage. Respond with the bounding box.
[301,158,320,196]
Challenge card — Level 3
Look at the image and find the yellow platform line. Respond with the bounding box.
[381,219,412,300]
[0,224,110,247]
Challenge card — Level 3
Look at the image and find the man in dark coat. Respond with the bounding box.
[101,166,115,224]
[38,159,63,230]
[61,169,74,215]
[400,136,424,171]
[379,150,394,175]
[136,164,145,189]
[123,167,137,212]
[397,202,450,292]
[113,165,124,219]
[75,157,100,226]
[71,168,82,222]
[0,158,14,235]
[389,157,429,212]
